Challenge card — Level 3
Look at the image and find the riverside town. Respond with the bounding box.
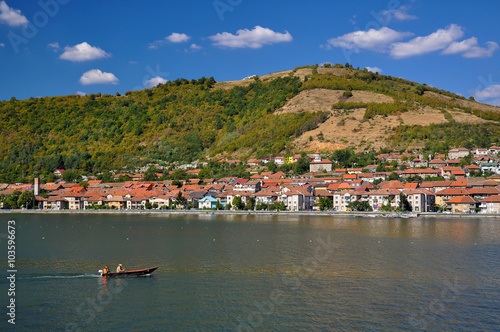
[3,146,500,214]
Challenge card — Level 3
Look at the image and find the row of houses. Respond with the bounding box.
[3,172,500,213]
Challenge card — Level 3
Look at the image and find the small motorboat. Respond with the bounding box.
[99,266,158,277]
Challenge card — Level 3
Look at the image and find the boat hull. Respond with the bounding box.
[101,266,158,277]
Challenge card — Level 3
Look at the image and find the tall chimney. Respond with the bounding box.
[34,178,40,196]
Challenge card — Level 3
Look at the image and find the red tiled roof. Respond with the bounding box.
[481,195,500,203]
[435,188,470,196]
[446,196,476,204]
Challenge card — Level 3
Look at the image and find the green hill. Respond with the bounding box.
[1,63,500,183]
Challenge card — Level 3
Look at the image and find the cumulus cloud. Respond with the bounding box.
[390,24,464,58]
[76,91,87,96]
[60,42,111,62]
[381,6,417,21]
[326,27,412,52]
[145,76,167,87]
[442,37,498,58]
[0,42,5,47]
[365,66,382,74]
[79,69,119,85]
[0,1,28,26]
[184,43,202,53]
[209,26,293,49]
[166,32,190,43]
[475,85,500,100]
[149,32,191,49]
[190,43,202,50]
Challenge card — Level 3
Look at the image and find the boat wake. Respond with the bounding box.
[25,273,101,280]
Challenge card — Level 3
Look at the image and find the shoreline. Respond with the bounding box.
[1,209,499,218]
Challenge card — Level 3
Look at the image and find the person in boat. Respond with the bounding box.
[116,264,124,273]
[103,266,109,275]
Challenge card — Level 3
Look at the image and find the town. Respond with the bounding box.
[2,146,500,214]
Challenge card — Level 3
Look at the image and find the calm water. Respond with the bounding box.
[1,213,499,331]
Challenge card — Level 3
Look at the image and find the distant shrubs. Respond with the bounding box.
[294,111,330,137]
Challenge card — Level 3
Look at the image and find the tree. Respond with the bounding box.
[175,191,187,208]
[215,200,223,210]
[294,153,310,174]
[117,175,132,182]
[63,170,80,182]
[333,148,353,167]
[348,200,372,211]
[256,202,268,210]
[78,181,89,189]
[318,196,333,210]
[245,197,256,210]
[399,193,411,212]
[267,161,277,173]
[144,167,159,181]
[388,172,400,181]
[18,190,35,209]
[232,196,244,210]
[171,169,187,181]
[171,180,183,188]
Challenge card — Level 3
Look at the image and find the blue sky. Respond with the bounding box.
[1,0,499,105]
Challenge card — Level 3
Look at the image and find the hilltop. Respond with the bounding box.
[1,63,500,183]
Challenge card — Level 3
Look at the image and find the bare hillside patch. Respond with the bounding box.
[399,107,447,126]
[293,105,492,152]
[449,111,491,124]
[277,89,393,114]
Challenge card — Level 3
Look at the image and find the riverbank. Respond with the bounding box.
[1,209,499,218]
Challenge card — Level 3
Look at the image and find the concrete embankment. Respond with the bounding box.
[1,209,499,218]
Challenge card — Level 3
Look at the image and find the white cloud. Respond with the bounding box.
[0,1,28,26]
[365,66,382,74]
[442,37,499,58]
[48,42,60,51]
[145,76,167,87]
[326,27,411,52]
[148,43,160,50]
[381,6,417,21]
[0,42,5,47]
[390,24,464,58]
[185,43,202,53]
[190,43,202,50]
[60,42,111,62]
[79,69,119,85]
[165,32,190,43]
[475,85,500,100]
[209,26,293,49]
[76,91,87,96]
[349,15,357,25]
[149,33,191,49]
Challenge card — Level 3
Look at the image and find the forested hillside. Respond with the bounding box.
[1,63,499,183]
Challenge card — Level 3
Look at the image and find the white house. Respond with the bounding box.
[199,196,219,209]
[448,148,469,159]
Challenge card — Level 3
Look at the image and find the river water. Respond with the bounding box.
[1,213,499,331]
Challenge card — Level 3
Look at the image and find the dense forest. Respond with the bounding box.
[1,64,499,183]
